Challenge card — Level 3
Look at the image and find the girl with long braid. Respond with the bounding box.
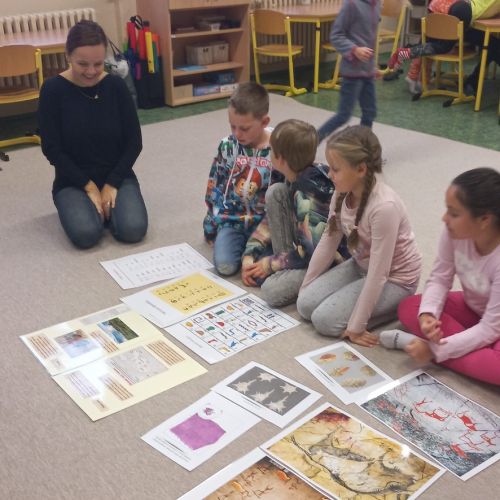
[297,126,422,347]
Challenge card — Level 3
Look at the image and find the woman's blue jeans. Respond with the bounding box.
[54,178,148,249]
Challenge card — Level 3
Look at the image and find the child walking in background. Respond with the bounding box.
[381,168,500,386]
[317,0,381,143]
[241,119,349,307]
[297,126,421,347]
[203,82,282,276]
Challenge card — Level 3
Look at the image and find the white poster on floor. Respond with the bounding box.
[20,304,161,376]
[100,243,212,289]
[142,392,260,471]
[165,294,300,363]
[296,341,393,404]
[121,270,246,328]
[212,362,321,427]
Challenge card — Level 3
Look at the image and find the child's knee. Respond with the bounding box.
[296,291,315,321]
[214,261,239,276]
[310,308,345,337]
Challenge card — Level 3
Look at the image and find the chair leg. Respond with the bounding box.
[319,53,342,90]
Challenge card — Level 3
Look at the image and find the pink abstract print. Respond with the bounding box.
[170,408,226,450]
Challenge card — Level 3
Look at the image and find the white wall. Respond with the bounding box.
[1,0,137,44]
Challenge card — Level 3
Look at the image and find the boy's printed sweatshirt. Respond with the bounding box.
[203,132,282,241]
[242,163,350,273]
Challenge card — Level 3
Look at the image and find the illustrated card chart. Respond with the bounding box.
[166,294,300,364]
[20,304,162,376]
[212,362,321,427]
[142,392,260,471]
[100,243,213,289]
[121,270,246,328]
[296,342,393,404]
[179,448,327,500]
[262,402,445,500]
[52,336,207,421]
[360,371,500,481]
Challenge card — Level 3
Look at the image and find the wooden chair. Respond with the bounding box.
[376,0,407,68]
[420,14,476,106]
[318,42,342,91]
[0,45,43,161]
[250,10,307,96]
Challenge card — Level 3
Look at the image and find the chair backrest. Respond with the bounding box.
[252,10,287,36]
[381,0,405,18]
[423,13,460,41]
[0,45,40,78]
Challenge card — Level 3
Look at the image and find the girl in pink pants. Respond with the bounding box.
[383,167,500,386]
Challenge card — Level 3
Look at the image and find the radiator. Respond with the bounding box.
[0,8,96,86]
[252,0,337,64]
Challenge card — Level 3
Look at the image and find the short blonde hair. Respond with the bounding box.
[228,82,269,118]
[270,119,318,173]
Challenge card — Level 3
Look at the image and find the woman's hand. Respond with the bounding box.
[419,313,446,344]
[405,339,434,365]
[100,184,118,220]
[84,180,104,221]
[343,329,379,347]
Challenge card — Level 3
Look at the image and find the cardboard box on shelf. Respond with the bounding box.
[186,43,213,65]
[208,40,229,63]
[193,83,220,96]
[173,84,193,100]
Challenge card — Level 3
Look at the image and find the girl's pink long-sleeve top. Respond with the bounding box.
[302,179,422,333]
[419,227,500,362]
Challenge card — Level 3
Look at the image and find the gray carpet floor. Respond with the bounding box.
[1,94,499,499]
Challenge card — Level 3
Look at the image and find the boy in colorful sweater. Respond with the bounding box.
[203,82,283,276]
[241,119,349,307]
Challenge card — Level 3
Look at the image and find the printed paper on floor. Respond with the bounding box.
[212,362,321,427]
[100,243,212,289]
[142,392,260,471]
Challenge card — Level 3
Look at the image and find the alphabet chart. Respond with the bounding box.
[165,294,300,364]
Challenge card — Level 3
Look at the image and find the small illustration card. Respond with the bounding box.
[53,337,206,421]
[165,294,300,364]
[295,342,393,404]
[262,402,445,499]
[212,362,321,427]
[360,371,500,481]
[179,448,327,499]
[100,243,212,289]
[121,270,246,328]
[20,304,161,375]
[142,392,260,471]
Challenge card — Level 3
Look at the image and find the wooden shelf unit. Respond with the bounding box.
[136,0,250,107]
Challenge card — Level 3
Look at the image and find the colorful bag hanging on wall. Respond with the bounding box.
[126,15,164,109]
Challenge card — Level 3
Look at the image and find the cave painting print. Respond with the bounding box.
[361,372,500,480]
[264,404,443,499]
[205,455,327,499]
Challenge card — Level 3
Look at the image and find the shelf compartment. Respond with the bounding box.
[173,61,243,77]
[172,28,243,39]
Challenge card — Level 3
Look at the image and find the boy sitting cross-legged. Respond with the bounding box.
[241,119,349,307]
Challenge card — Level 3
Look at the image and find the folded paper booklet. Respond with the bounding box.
[21,304,159,376]
[21,304,207,420]
[121,270,246,328]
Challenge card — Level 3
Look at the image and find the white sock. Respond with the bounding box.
[379,329,418,350]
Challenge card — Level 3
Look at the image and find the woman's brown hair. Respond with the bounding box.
[66,20,107,55]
